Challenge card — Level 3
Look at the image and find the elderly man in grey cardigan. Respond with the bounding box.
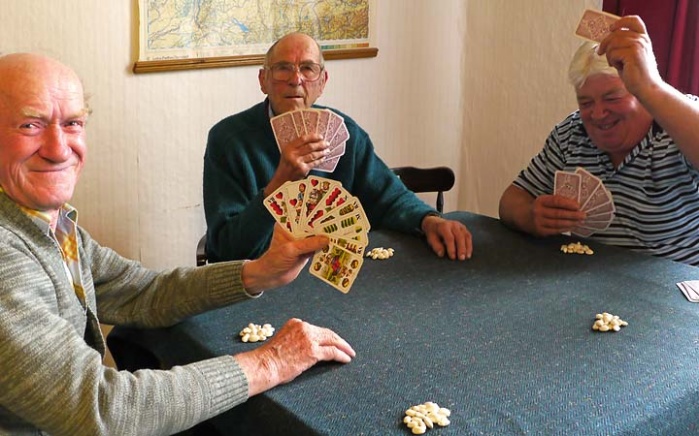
[0,53,355,436]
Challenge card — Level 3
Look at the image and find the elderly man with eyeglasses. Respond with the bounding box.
[203,32,472,263]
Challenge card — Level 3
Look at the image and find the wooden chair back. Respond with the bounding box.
[391,166,455,213]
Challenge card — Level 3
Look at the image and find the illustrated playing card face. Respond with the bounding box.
[309,244,364,293]
[318,212,370,242]
[329,236,366,256]
[554,171,581,202]
[270,112,299,150]
[320,196,369,230]
[306,187,350,229]
[575,9,621,43]
[263,186,292,233]
[300,176,340,230]
[261,176,369,293]
[575,167,602,209]
[284,180,308,236]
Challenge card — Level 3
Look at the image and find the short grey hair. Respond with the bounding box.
[568,41,618,89]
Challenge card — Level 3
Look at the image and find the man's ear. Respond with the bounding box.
[258,68,268,94]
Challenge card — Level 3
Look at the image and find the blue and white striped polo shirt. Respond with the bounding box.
[514,102,699,266]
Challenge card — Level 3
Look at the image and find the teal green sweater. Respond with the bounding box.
[204,101,434,261]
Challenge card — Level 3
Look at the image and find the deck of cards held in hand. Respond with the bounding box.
[264,176,368,293]
[554,168,615,237]
[271,108,350,173]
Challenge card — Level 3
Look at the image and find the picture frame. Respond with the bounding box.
[133,0,377,74]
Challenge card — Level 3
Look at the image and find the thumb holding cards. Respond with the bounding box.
[242,224,329,294]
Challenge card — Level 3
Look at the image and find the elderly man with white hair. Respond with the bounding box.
[499,15,699,265]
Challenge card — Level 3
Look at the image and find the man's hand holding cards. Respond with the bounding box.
[271,108,349,173]
[554,168,615,237]
[264,176,369,293]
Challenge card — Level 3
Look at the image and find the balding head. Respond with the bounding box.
[0,53,87,112]
[0,53,89,217]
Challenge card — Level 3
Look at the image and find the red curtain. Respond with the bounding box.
[604,0,699,94]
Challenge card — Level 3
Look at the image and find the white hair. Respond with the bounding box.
[568,41,618,89]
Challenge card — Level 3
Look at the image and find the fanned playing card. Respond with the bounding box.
[263,176,369,292]
[270,112,299,150]
[555,168,615,237]
[309,244,364,293]
[300,176,340,230]
[305,186,350,230]
[270,108,348,173]
[576,167,601,208]
[554,170,581,202]
[284,180,308,237]
[291,110,305,135]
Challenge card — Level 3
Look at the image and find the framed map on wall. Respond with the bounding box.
[134,0,377,74]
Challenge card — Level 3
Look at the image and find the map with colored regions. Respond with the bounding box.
[138,0,371,61]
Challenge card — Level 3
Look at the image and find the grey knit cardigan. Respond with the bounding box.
[0,194,252,435]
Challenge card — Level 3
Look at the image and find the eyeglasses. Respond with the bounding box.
[266,62,324,82]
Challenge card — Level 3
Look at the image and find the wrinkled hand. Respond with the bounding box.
[528,195,585,237]
[235,318,356,396]
[421,215,472,260]
[266,134,330,195]
[597,15,663,97]
[242,225,329,293]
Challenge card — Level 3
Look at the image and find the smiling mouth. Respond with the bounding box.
[596,120,618,131]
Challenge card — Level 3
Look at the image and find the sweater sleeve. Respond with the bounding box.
[0,229,251,435]
[203,107,278,261]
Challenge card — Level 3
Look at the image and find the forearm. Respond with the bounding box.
[2,327,246,436]
[636,84,699,168]
[499,185,537,234]
[0,264,247,435]
[90,239,251,327]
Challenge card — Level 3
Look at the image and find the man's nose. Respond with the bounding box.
[39,125,72,162]
[287,69,304,86]
[590,103,608,119]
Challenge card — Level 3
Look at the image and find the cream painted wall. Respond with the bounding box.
[1,0,599,269]
[461,0,602,217]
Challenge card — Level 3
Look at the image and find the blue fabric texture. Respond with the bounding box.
[110,212,699,435]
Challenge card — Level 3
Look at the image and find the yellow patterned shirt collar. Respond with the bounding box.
[0,187,78,233]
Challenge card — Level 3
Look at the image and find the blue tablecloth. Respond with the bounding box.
[109,212,699,435]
